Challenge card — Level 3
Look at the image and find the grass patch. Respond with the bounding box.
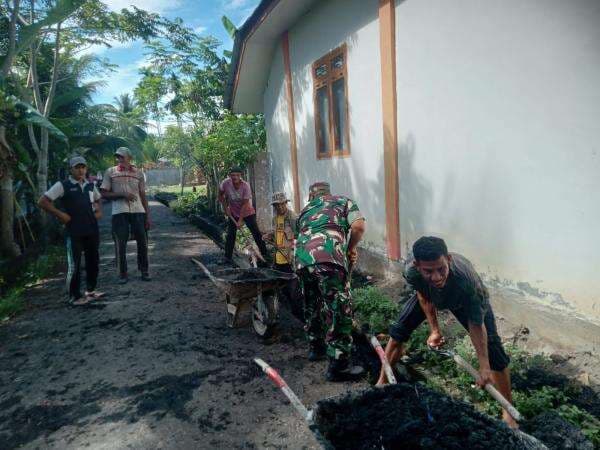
[352,286,400,334]
[148,184,206,196]
[0,245,65,321]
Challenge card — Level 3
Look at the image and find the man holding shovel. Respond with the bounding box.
[219,167,268,264]
[296,182,366,382]
[262,192,302,316]
[377,236,517,429]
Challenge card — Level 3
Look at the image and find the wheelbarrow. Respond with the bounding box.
[191,258,296,338]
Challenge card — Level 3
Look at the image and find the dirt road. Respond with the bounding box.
[0,201,367,449]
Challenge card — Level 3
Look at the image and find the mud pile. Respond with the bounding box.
[314,383,541,449]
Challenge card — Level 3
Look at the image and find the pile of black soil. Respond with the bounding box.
[522,411,594,450]
[154,192,178,206]
[314,383,540,449]
[221,269,268,282]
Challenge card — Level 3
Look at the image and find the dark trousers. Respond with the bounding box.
[66,231,99,298]
[112,213,149,276]
[389,293,510,371]
[273,263,303,319]
[224,214,268,260]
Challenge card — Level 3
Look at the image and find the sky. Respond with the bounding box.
[88,0,260,105]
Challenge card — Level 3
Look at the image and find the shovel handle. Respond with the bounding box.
[452,353,522,422]
[369,335,397,384]
[254,358,313,422]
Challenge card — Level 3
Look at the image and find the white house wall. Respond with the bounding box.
[264,43,293,201]
[286,0,386,252]
[395,0,600,320]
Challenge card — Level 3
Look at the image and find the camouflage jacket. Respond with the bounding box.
[295,195,364,271]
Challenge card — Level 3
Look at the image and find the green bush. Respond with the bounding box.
[513,386,567,419]
[0,288,25,320]
[172,192,203,216]
[352,286,399,334]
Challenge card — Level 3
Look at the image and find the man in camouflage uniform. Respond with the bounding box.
[295,182,366,381]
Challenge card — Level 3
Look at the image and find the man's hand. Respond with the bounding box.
[476,366,494,388]
[347,247,358,265]
[145,216,152,230]
[427,331,445,349]
[236,219,243,229]
[94,210,102,220]
[58,212,71,224]
[124,192,137,202]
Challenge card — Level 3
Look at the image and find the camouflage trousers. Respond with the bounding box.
[298,263,353,360]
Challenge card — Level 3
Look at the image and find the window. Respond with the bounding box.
[312,45,350,158]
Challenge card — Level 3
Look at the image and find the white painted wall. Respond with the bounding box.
[395,0,600,320]
[280,0,386,252]
[264,43,293,202]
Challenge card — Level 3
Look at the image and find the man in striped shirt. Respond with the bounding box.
[101,147,151,283]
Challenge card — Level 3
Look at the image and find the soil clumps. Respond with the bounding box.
[314,383,542,449]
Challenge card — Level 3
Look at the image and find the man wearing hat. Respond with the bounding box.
[296,181,367,381]
[101,147,151,283]
[38,156,103,305]
[218,167,268,263]
[263,192,301,315]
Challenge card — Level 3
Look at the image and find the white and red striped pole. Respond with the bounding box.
[369,335,397,384]
[254,358,313,422]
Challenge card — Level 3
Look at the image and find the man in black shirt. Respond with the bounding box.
[39,156,103,305]
[377,236,517,429]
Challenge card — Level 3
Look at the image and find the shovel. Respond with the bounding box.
[428,345,522,422]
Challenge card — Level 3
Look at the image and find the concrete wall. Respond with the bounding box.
[395,0,600,320]
[145,168,180,187]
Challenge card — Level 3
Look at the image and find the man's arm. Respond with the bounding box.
[347,218,366,265]
[38,196,71,224]
[468,322,493,387]
[416,292,445,348]
[236,199,251,227]
[94,200,102,220]
[139,179,151,229]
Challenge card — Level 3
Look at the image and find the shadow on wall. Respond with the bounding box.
[398,132,432,257]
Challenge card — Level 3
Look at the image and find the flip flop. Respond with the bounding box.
[69,297,92,306]
[85,291,105,300]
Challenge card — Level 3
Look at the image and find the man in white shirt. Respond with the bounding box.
[38,156,103,305]
[101,147,151,283]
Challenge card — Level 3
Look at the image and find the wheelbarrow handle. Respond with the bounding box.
[254,358,313,422]
[451,353,522,422]
[369,335,397,384]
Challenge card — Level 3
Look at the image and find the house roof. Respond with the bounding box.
[224,0,318,113]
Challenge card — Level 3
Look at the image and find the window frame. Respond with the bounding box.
[312,44,351,159]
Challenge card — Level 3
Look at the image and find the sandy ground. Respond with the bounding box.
[0,201,368,450]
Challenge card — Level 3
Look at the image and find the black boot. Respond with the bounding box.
[326,358,365,382]
[308,341,326,361]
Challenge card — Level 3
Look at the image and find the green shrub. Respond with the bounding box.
[558,404,600,446]
[172,192,203,216]
[513,386,568,419]
[0,288,25,320]
[352,286,399,334]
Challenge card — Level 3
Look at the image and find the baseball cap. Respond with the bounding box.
[271,192,290,204]
[69,156,87,168]
[115,147,132,158]
[229,166,243,174]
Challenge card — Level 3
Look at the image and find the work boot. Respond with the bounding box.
[326,358,365,382]
[308,341,326,361]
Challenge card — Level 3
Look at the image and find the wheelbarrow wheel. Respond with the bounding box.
[252,292,279,339]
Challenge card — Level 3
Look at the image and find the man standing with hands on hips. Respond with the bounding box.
[101,147,151,283]
[38,156,103,305]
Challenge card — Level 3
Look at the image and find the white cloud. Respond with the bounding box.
[103,0,182,14]
[223,0,251,11]
[194,25,207,34]
[79,39,137,56]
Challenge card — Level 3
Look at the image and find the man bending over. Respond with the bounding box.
[377,236,517,428]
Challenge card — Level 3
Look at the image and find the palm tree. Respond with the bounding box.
[107,93,148,153]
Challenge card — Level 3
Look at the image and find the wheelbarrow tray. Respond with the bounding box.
[207,267,296,301]
[311,383,547,449]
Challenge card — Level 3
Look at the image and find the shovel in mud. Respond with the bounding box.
[428,346,551,449]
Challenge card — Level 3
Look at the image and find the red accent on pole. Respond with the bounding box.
[266,367,287,388]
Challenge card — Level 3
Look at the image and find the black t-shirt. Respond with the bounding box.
[404,253,490,325]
